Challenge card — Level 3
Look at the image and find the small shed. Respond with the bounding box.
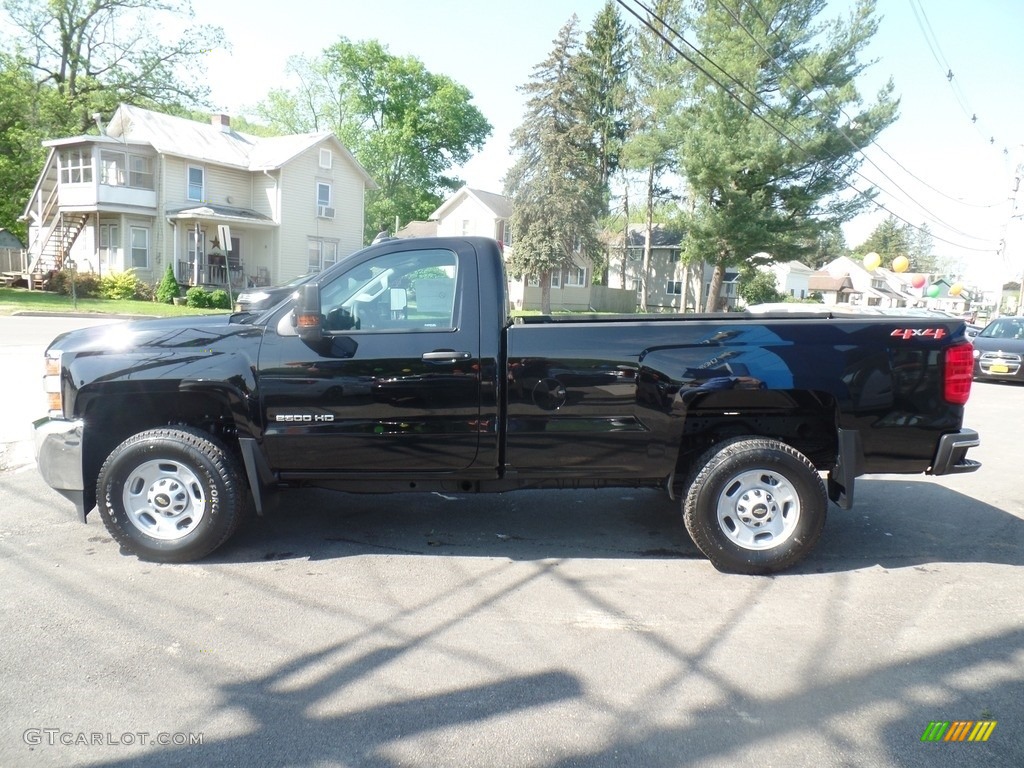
[0,228,27,282]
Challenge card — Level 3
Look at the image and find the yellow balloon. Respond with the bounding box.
[950,283,963,296]
[892,255,909,273]
[863,252,881,271]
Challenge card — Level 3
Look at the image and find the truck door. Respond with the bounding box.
[257,243,482,473]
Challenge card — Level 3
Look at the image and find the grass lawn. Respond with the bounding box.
[0,287,230,318]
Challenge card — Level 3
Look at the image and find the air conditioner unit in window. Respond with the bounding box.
[317,205,335,219]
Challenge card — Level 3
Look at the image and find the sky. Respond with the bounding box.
[55,2,1024,292]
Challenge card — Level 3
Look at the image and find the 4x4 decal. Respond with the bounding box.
[891,327,947,341]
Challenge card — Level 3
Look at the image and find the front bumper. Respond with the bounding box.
[928,428,981,476]
[33,416,89,521]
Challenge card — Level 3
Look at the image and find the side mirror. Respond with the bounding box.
[294,283,323,343]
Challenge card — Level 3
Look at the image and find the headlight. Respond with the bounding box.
[44,350,63,417]
[972,348,980,359]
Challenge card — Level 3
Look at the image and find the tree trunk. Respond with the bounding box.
[540,270,552,314]
[704,261,726,313]
[641,165,655,312]
[621,184,629,293]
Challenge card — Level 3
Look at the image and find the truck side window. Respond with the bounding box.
[320,248,459,333]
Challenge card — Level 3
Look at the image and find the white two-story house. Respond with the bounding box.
[22,104,376,292]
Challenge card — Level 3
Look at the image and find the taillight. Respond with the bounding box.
[944,343,973,404]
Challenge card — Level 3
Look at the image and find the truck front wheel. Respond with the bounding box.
[96,427,246,562]
[683,437,827,574]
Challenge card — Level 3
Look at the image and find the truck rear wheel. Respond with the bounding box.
[683,437,827,574]
[96,427,246,562]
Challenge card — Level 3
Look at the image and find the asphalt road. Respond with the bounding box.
[1,314,1021,767]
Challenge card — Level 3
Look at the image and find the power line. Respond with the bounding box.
[615,0,1000,253]
[907,0,1003,149]
[713,0,997,240]
[740,0,1005,212]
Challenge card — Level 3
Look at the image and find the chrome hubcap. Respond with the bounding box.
[716,469,800,550]
[123,459,206,540]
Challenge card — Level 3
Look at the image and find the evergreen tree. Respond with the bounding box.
[620,0,690,309]
[578,1,634,210]
[673,0,897,311]
[855,216,910,262]
[155,263,181,303]
[505,17,604,314]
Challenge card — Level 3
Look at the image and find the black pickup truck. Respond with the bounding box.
[34,237,980,573]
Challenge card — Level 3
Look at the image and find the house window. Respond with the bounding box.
[667,280,683,295]
[496,220,513,247]
[308,237,339,272]
[60,148,93,184]
[128,155,153,189]
[187,166,204,201]
[565,267,587,287]
[100,151,125,185]
[550,270,561,288]
[100,151,154,189]
[319,148,332,169]
[316,183,334,218]
[461,219,471,236]
[130,227,149,269]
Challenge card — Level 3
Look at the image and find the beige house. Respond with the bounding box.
[606,225,703,312]
[22,104,375,292]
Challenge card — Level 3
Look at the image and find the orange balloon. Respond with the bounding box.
[863,252,881,271]
[892,255,909,273]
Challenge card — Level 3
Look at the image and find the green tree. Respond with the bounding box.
[254,40,491,242]
[674,0,897,311]
[504,17,604,314]
[738,267,785,305]
[620,0,690,309]
[855,216,911,265]
[1,0,225,132]
[155,263,181,303]
[0,53,50,239]
[809,225,848,268]
[910,222,938,273]
[579,1,633,210]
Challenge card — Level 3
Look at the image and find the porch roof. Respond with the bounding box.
[166,204,276,228]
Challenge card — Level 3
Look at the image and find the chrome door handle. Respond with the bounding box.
[422,350,472,362]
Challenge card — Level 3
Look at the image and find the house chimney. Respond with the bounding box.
[211,114,231,132]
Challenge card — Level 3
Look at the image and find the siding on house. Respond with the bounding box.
[23,104,374,290]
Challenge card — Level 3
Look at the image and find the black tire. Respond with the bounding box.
[683,437,827,575]
[96,427,247,562]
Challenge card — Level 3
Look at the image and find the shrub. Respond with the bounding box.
[100,269,143,300]
[48,268,101,298]
[208,289,231,309]
[155,264,181,303]
[185,286,211,308]
[135,281,155,302]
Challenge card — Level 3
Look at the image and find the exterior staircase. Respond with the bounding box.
[25,192,89,287]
